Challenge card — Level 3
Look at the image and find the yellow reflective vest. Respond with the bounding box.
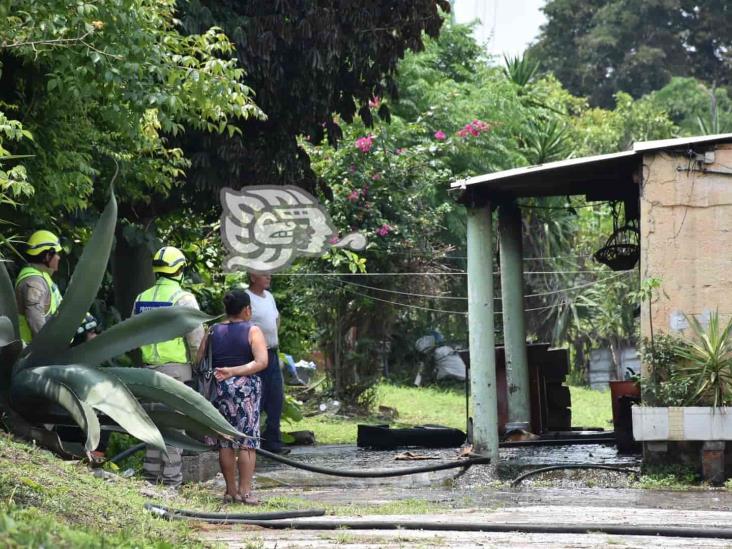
[15,266,62,344]
[133,277,189,365]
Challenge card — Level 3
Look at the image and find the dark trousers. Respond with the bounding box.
[259,348,284,450]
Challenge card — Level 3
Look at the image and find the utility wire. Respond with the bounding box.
[333,280,590,317]
[335,271,632,301]
[273,269,616,277]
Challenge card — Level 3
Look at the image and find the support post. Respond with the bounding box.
[498,202,531,430]
[466,202,499,460]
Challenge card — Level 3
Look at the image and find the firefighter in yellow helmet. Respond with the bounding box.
[132,246,204,487]
[15,230,64,344]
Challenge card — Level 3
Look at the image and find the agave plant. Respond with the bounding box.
[0,190,243,458]
[675,311,732,408]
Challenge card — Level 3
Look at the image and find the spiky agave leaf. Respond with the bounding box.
[0,262,18,338]
[0,316,15,347]
[23,190,117,369]
[147,409,219,439]
[105,367,246,439]
[158,427,211,453]
[12,369,100,452]
[12,364,166,453]
[57,307,213,366]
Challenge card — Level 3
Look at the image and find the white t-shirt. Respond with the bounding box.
[246,289,279,348]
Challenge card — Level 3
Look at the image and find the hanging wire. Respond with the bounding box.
[331,280,593,317]
[334,270,632,301]
[272,269,613,277]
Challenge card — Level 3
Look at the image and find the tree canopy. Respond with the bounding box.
[531,0,732,107]
[176,0,450,193]
[0,0,263,222]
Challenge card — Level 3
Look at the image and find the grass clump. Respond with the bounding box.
[0,433,199,547]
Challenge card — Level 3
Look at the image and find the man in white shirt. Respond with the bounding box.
[246,272,287,454]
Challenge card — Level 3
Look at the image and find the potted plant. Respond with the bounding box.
[633,311,732,442]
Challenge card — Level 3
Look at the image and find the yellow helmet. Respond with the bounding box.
[26,230,62,257]
[152,246,187,274]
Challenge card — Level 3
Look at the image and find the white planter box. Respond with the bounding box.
[632,406,732,441]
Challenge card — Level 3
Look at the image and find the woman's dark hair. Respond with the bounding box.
[223,288,250,316]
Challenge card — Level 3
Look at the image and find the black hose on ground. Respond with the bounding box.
[148,518,732,539]
[510,464,639,487]
[255,447,490,477]
[110,443,490,477]
[144,503,325,521]
[108,442,146,464]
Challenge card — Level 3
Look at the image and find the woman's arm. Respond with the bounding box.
[214,326,269,381]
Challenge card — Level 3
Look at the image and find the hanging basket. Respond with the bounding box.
[593,224,640,271]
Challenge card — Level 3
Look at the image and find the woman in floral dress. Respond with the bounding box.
[199,289,268,504]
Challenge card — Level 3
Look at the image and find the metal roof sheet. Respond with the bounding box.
[450,133,732,200]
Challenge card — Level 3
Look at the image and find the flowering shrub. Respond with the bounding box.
[355,134,374,153]
[456,119,491,138]
[434,129,446,140]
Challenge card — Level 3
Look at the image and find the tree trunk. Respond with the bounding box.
[111,227,155,366]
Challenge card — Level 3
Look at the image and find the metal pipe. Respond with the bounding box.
[466,202,499,460]
[498,202,531,429]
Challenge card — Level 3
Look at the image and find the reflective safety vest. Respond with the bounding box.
[133,277,189,365]
[15,266,62,344]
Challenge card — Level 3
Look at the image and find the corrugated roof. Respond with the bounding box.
[451,133,732,200]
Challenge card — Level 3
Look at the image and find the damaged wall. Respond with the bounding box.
[640,144,732,371]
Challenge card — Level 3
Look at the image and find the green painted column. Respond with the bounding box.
[498,202,531,430]
[466,202,499,460]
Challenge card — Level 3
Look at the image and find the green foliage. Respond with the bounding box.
[532,0,732,107]
[646,77,732,135]
[0,190,245,457]
[175,0,450,191]
[0,0,264,218]
[639,334,694,406]
[675,311,732,407]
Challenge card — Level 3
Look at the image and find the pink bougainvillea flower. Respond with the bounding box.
[368,96,381,109]
[347,190,360,202]
[355,134,374,153]
[456,118,492,138]
[376,223,392,237]
[361,185,369,196]
[434,130,446,141]
[371,172,382,181]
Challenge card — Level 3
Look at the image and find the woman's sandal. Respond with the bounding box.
[240,492,260,505]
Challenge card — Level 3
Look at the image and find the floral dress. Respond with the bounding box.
[208,321,262,449]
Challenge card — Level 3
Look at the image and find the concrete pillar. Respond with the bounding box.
[466,202,499,461]
[498,202,531,430]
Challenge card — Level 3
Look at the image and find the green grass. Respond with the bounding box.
[0,433,199,547]
[568,386,613,429]
[290,382,613,444]
[294,383,467,444]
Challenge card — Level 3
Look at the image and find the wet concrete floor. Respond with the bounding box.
[199,443,732,548]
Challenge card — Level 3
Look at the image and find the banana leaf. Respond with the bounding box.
[0,262,18,338]
[24,190,117,368]
[159,427,212,453]
[57,307,213,366]
[0,316,16,347]
[147,409,219,439]
[105,367,246,439]
[12,370,100,452]
[13,364,166,453]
